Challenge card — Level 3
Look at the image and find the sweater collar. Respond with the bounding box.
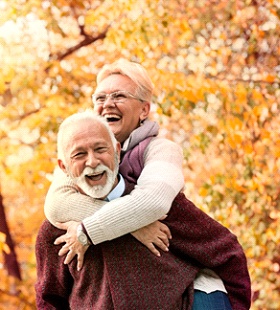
[105,174,125,201]
[122,119,159,153]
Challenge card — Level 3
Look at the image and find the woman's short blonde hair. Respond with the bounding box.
[96,59,154,102]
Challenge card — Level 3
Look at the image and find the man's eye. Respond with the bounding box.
[96,147,108,153]
[73,152,85,158]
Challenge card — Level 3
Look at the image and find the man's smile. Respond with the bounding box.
[86,171,105,181]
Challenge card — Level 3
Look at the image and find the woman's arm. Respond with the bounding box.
[44,138,184,244]
[44,167,106,225]
[83,138,184,243]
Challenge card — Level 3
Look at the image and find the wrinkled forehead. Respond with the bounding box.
[65,120,112,147]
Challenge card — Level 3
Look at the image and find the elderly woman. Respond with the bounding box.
[44,59,250,309]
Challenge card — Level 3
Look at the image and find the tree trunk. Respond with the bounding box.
[0,193,21,280]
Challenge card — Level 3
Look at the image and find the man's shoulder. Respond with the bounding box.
[39,219,56,230]
[37,219,65,242]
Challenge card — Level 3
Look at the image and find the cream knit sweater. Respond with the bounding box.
[44,137,184,244]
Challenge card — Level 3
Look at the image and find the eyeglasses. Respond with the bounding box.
[92,90,144,106]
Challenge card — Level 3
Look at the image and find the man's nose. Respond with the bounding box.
[86,152,100,167]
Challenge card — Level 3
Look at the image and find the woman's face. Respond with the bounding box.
[93,74,150,143]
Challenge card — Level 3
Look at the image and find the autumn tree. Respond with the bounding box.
[0,0,279,308]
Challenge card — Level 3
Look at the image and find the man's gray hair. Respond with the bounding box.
[57,109,118,163]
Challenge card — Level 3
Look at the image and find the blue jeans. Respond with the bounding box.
[191,290,233,310]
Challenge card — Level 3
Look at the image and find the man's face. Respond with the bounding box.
[59,120,120,199]
[93,74,150,143]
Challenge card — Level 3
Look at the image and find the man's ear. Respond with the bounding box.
[140,101,151,121]
[58,159,67,174]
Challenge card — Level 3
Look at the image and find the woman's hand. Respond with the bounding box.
[131,217,172,257]
[54,221,89,271]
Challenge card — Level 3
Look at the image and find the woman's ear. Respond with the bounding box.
[139,101,151,121]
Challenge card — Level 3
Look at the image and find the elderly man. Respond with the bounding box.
[35,110,251,310]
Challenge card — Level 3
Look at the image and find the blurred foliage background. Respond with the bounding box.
[0,0,280,308]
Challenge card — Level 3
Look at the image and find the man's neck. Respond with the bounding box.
[105,174,125,201]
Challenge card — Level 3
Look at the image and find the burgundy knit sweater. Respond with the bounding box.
[35,192,250,309]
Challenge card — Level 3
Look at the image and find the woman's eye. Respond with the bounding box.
[96,95,106,102]
[114,93,126,100]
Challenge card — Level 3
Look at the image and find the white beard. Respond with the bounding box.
[69,155,119,199]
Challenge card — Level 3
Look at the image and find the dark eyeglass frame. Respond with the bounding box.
[92,90,144,106]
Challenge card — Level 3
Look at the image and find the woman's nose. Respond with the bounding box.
[102,96,116,108]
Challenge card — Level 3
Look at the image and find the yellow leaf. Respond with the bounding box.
[227,132,243,148]
[228,117,243,130]
[0,232,10,254]
[0,232,6,243]
[3,243,10,254]
[252,89,264,102]
[243,142,253,154]
[3,66,15,82]
[0,79,5,94]
[235,84,247,107]
[199,187,208,197]
[254,141,266,156]
[265,74,275,83]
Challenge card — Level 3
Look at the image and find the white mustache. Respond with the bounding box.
[81,165,109,177]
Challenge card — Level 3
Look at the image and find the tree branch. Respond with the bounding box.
[45,24,110,74]
[50,26,110,62]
